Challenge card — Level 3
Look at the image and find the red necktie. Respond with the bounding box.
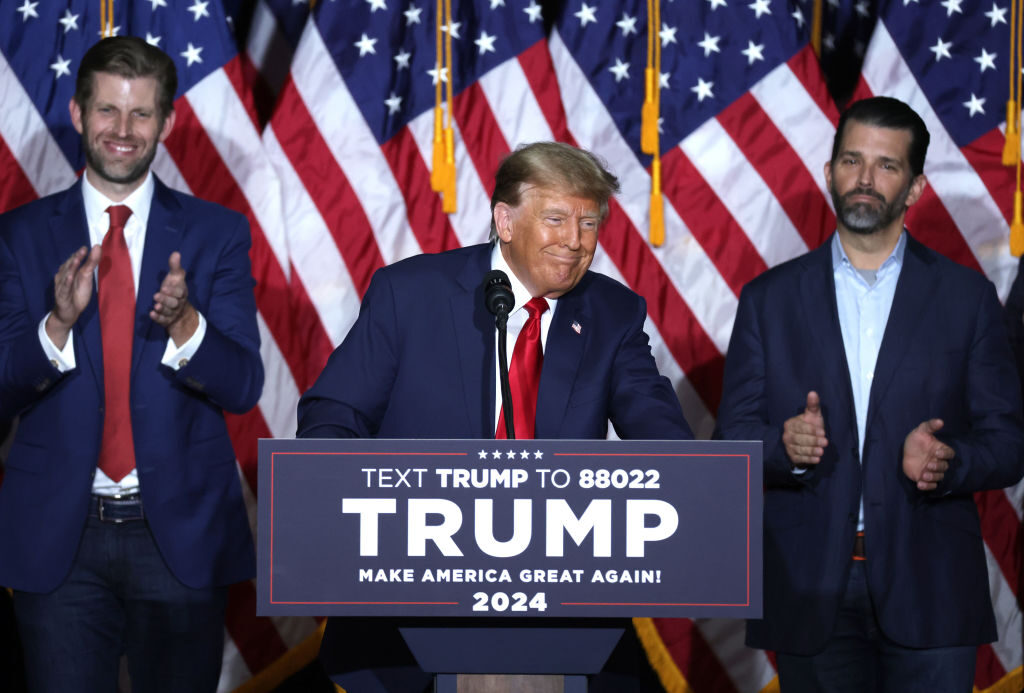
[496,297,549,440]
[97,205,137,482]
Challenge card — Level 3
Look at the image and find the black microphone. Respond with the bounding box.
[483,269,514,320]
[481,269,516,439]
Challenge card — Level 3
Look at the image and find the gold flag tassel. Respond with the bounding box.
[811,0,822,57]
[1004,0,1020,166]
[640,0,658,154]
[430,0,446,192]
[1011,0,1024,255]
[100,0,115,37]
[441,0,457,214]
[647,0,664,246]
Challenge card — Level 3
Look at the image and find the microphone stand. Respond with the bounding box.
[495,309,515,440]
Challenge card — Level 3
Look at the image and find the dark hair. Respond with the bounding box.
[74,36,178,120]
[490,142,621,237]
[831,97,929,176]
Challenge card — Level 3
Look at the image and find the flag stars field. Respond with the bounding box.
[58,9,79,33]
[16,0,39,22]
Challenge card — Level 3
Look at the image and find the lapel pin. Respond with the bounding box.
[571,320,582,334]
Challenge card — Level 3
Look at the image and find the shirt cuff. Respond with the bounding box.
[161,311,207,370]
[38,313,76,372]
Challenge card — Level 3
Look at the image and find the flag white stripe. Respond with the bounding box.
[256,312,300,439]
[0,49,76,196]
[262,125,362,345]
[985,541,1022,673]
[696,617,776,693]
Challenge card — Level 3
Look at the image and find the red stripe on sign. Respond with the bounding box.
[452,81,510,199]
[717,92,835,251]
[847,75,875,109]
[518,39,571,144]
[226,407,273,494]
[380,126,461,256]
[0,134,40,213]
[598,200,726,413]
[976,489,1021,604]
[226,579,290,675]
[271,78,386,298]
[975,642,1007,690]
[660,147,767,297]
[652,618,741,693]
[787,45,840,127]
[962,127,1014,225]
[222,55,268,134]
[162,98,313,391]
[904,186,983,273]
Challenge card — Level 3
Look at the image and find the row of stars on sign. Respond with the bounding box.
[478,450,544,460]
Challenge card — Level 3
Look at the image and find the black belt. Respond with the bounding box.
[91,493,144,524]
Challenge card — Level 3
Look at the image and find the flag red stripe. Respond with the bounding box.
[222,55,265,134]
[271,78,386,297]
[904,187,984,272]
[975,489,1021,604]
[716,92,835,251]
[975,642,1007,689]
[787,45,840,127]
[380,127,461,255]
[651,618,741,693]
[452,81,510,200]
[961,128,1014,226]
[517,39,571,146]
[226,580,290,675]
[289,269,336,390]
[660,147,768,297]
[0,134,40,213]
[162,99,313,389]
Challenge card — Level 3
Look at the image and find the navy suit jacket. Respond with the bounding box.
[0,176,263,592]
[297,243,691,441]
[716,233,1024,654]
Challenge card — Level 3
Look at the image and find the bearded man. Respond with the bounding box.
[715,96,1024,693]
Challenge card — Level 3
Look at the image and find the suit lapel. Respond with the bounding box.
[49,180,104,391]
[535,280,587,439]
[133,178,182,379]
[450,245,495,438]
[799,241,857,429]
[865,235,936,432]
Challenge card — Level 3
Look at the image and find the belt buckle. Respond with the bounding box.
[96,494,142,524]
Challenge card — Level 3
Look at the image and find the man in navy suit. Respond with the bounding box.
[716,96,1024,692]
[0,37,262,692]
[298,141,692,691]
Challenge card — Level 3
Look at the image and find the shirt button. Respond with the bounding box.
[866,372,874,380]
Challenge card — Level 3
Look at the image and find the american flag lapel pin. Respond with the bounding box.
[571,320,582,335]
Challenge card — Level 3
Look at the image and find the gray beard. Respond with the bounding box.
[831,186,910,236]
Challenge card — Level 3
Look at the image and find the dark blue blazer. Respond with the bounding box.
[297,243,691,441]
[0,176,263,592]
[716,233,1024,654]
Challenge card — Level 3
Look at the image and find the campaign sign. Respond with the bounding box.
[257,438,762,618]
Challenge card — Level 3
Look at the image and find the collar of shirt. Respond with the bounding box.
[80,170,155,293]
[830,229,907,283]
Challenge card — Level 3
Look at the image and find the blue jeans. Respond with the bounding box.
[776,562,976,693]
[13,513,228,693]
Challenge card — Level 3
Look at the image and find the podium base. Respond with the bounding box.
[435,674,587,693]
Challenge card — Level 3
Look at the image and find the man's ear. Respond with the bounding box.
[904,173,928,209]
[158,108,176,143]
[493,202,515,243]
[69,98,84,135]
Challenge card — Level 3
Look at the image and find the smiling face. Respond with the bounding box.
[825,120,926,238]
[494,185,601,299]
[70,71,175,201]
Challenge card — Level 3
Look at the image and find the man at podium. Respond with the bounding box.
[297,142,693,692]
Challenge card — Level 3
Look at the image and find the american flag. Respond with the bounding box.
[3,0,1023,691]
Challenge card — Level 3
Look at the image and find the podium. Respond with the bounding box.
[258,438,762,691]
